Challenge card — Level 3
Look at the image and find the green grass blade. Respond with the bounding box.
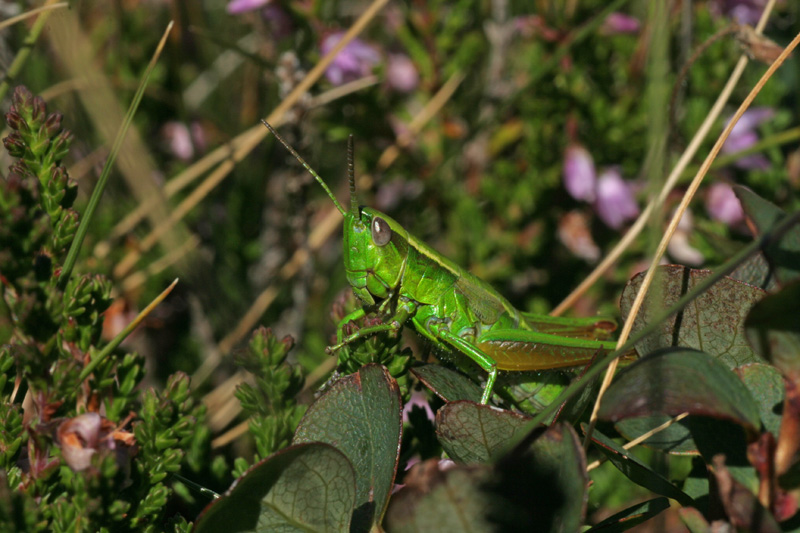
[58,21,174,288]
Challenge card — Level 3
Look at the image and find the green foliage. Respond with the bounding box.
[233,327,306,462]
[4,1,800,531]
[0,87,210,531]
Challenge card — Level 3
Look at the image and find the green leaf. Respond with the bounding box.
[734,363,784,438]
[435,401,532,464]
[600,349,762,455]
[586,497,670,532]
[614,415,696,454]
[678,507,711,533]
[620,265,766,368]
[744,280,800,375]
[498,369,584,419]
[600,349,761,432]
[193,443,356,533]
[384,461,496,532]
[729,252,778,291]
[411,364,483,403]
[586,427,693,506]
[487,423,588,532]
[293,364,402,529]
[386,423,588,533]
[734,185,800,286]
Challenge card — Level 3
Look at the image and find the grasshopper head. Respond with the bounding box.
[261,122,408,307]
[343,207,409,306]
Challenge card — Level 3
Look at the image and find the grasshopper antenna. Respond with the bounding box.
[347,134,359,218]
[261,120,346,216]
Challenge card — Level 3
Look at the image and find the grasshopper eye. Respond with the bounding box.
[371,217,392,246]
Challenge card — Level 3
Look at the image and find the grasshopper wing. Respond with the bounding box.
[519,312,617,340]
[477,329,621,372]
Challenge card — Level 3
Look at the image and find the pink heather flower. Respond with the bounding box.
[594,169,639,229]
[563,145,597,202]
[261,4,292,39]
[667,210,704,266]
[190,120,207,154]
[59,413,102,471]
[558,211,600,262]
[227,0,271,14]
[321,33,380,86]
[58,413,136,472]
[601,13,641,35]
[722,107,774,170]
[386,54,419,93]
[402,390,435,424]
[706,182,744,225]
[161,121,194,161]
[710,0,768,25]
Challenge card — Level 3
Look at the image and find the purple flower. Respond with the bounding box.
[402,390,434,424]
[321,33,380,86]
[161,121,194,161]
[386,54,419,93]
[722,107,774,170]
[601,13,641,35]
[594,169,639,229]
[706,182,744,225]
[226,0,271,15]
[667,210,704,266]
[563,145,596,202]
[261,4,292,39]
[710,0,767,25]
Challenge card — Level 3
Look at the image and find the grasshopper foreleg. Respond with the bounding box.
[328,298,417,353]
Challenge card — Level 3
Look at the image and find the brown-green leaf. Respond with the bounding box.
[384,461,495,532]
[488,423,589,532]
[734,363,784,438]
[620,265,765,368]
[744,280,800,376]
[599,348,761,435]
[411,364,483,403]
[194,443,356,533]
[435,401,532,464]
[734,185,800,286]
[293,364,402,529]
[387,423,588,533]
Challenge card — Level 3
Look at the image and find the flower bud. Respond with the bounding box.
[43,112,63,139]
[2,133,27,158]
[12,85,34,111]
[5,110,29,133]
[50,130,73,161]
[31,96,47,125]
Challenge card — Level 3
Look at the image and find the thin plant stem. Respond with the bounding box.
[79,279,178,382]
[58,22,174,287]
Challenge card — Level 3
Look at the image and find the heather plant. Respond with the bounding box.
[0,86,207,532]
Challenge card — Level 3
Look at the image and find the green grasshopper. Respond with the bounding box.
[263,121,625,406]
